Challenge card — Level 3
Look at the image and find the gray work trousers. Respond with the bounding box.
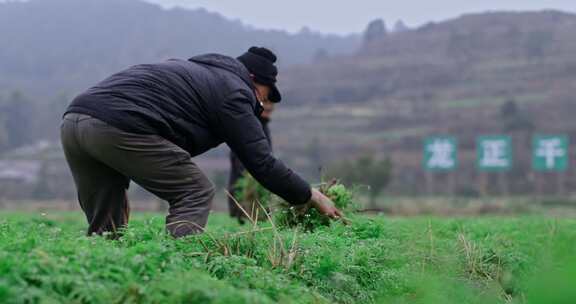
[60,113,215,238]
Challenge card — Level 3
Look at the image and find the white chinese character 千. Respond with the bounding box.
[536,138,565,169]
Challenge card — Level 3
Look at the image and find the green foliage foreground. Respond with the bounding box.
[0,212,575,304]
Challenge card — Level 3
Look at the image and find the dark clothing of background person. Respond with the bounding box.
[62,54,311,237]
[228,119,271,223]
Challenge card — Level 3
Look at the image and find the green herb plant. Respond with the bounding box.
[273,180,357,231]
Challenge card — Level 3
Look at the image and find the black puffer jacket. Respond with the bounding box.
[66,54,311,205]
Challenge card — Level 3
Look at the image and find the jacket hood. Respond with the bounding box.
[188,54,254,90]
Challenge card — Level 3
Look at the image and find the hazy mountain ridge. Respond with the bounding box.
[282,10,576,106]
[2,6,576,197]
[273,10,576,194]
[0,0,360,97]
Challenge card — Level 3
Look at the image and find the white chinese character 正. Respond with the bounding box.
[480,140,509,168]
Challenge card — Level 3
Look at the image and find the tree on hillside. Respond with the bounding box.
[505,25,523,59]
[500,98,535,193]
[393,20,409,33]
[328,155,392,209]
[500,99,518,118]
[447,30,477,63]
[0,116,9,154]
[305,137,323,181]
[38,94,71,140]
[313,48,329,63]
[500,99,535,133]
[363,19,387,44]
[523,31,554,61]
[0,91,36,150]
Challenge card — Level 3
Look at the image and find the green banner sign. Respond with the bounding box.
[423,136,458,171]
[477,135,512,171]
[533,135,569,172]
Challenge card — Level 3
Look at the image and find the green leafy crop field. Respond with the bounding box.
[0,212,575,304]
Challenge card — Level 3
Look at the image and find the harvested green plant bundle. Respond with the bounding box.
[274,180,355,231]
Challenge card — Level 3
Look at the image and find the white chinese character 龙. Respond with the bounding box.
[427,139,455,169]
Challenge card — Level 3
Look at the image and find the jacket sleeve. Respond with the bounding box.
[261,120,272,149]
[216,90,311,205]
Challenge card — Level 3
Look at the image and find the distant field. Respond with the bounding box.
[372,196,576,217]
[438,94,547,109]
[0,211,575,303]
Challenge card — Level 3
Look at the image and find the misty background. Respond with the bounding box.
[147,0,576,34]
[1,0,576,213]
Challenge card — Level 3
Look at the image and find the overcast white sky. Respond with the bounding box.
[148,0,576,34]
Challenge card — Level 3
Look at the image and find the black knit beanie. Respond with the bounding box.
[237,46,282,102]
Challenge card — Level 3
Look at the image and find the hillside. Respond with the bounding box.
[279,11,576,137]
[275,11,576,194]
[283,11,576,106]
[2,9,576,198]
[0,0,360,96]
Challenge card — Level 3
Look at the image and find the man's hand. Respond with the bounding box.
[308,188,343,220]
